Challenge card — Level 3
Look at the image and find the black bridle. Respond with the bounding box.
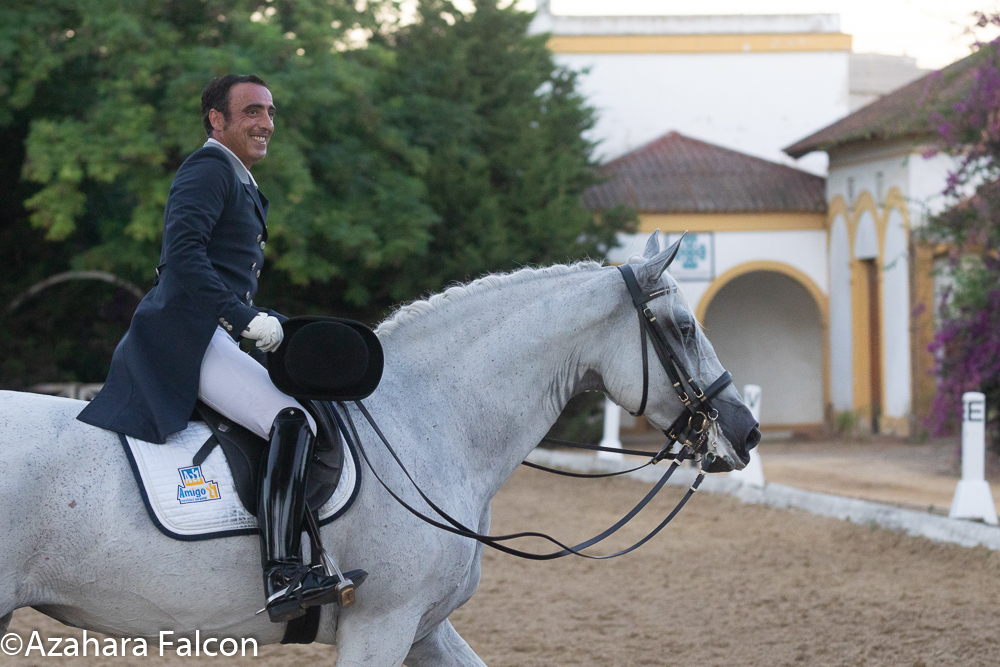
[338,264,735,560]
[616,263,733,462]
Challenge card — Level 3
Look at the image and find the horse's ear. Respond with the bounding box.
[642,230,661,259]
[637,232,685,286]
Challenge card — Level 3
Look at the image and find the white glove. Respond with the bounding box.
[241,312,284,353]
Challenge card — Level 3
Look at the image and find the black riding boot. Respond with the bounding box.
[259,408,340,622]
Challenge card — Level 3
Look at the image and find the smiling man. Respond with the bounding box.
[78,75,347,622]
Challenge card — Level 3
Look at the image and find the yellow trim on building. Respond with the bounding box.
[547,32,853,54]
[911,241,936,428]
[882,188,910,229]
[827,195,848,224]
[639,212,827,234]
[696,261,829,326]
[695,260,831,424]
[832,186,917,436]
[849,192,882,418]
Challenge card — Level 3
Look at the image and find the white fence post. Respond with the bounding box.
[729,384,765,487]
[949,392,998,525]
[597,397,624,460]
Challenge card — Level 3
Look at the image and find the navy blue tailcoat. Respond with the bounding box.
[78,145,284,443]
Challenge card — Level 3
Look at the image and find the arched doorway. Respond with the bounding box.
[701,269,826,428]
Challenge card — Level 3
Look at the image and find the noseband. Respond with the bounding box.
[617,264,733,460]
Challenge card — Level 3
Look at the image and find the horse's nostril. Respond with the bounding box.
[746,426,761,451]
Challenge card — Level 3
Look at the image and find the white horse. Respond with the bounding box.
[0,234,758,666]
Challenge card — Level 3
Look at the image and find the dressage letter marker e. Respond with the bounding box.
[949,392,998,525]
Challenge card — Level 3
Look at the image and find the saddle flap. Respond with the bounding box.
[192,401,346,517]
[193,403,267,516]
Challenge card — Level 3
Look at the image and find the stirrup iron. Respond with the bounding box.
[305,508,357,608]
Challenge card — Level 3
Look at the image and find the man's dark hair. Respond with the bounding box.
[201,74,269,137]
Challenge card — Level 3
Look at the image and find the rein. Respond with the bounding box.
[337,401,704,560]
[336,264,734,560]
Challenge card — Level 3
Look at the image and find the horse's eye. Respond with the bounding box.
[676,317,695,338]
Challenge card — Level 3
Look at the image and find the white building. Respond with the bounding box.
[784,51,975,435]
[531,4,853,174]
[530,3,929,174]
[591,131,830,433]
[552,4,977,435]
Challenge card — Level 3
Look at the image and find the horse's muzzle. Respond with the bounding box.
[707,421,760,473]
[732,424,760,467]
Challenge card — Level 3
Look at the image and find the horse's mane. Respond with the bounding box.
[376,261,605,337]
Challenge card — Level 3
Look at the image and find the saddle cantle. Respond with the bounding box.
[191,400,345,516]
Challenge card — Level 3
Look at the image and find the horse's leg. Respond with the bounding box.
[405,620,487,667]
[334,607,421,667]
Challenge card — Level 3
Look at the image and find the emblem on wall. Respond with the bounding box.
[665,233,714,282]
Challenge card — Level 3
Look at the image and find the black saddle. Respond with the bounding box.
[191,400,346,517]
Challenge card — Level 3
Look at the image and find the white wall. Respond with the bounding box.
[909,151,961,220]
[556,50,848,174]
[826,147,958,217]
[704,271,825,424]
[829,215,853,411]
[882,208,911,419]
[826,149,910,206]
[531,11,848,173]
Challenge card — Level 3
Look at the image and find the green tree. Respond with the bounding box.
[0,0,435,386]
[375,0,625,296]
[1,0,437,297]
[0,0,631,388]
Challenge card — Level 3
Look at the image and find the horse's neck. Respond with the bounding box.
[378,267,623,496]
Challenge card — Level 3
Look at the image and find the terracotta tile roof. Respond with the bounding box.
[582,132,826,213]
[784,48,987,158]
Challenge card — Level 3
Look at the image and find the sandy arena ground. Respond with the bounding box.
[8,465,1000,666]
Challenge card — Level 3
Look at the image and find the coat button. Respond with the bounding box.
[226,325,233,331]
[245,291,251,299]
[251,262,257,270]
[256,270,261,278]
[256,235,262,242]
[260,241,266,249]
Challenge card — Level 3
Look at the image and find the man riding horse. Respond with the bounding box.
[78,74,347,623]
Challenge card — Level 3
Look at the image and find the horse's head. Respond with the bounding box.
[606,231,760,472]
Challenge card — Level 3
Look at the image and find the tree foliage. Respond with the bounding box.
[372,0,620,296]
[922,13,1000,445]
[0,0,630,388]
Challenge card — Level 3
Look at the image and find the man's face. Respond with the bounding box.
[209,83,275,169]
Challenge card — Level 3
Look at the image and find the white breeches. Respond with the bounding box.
[198,326,316,438]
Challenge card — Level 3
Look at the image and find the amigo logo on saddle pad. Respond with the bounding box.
[176,465,221,504]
